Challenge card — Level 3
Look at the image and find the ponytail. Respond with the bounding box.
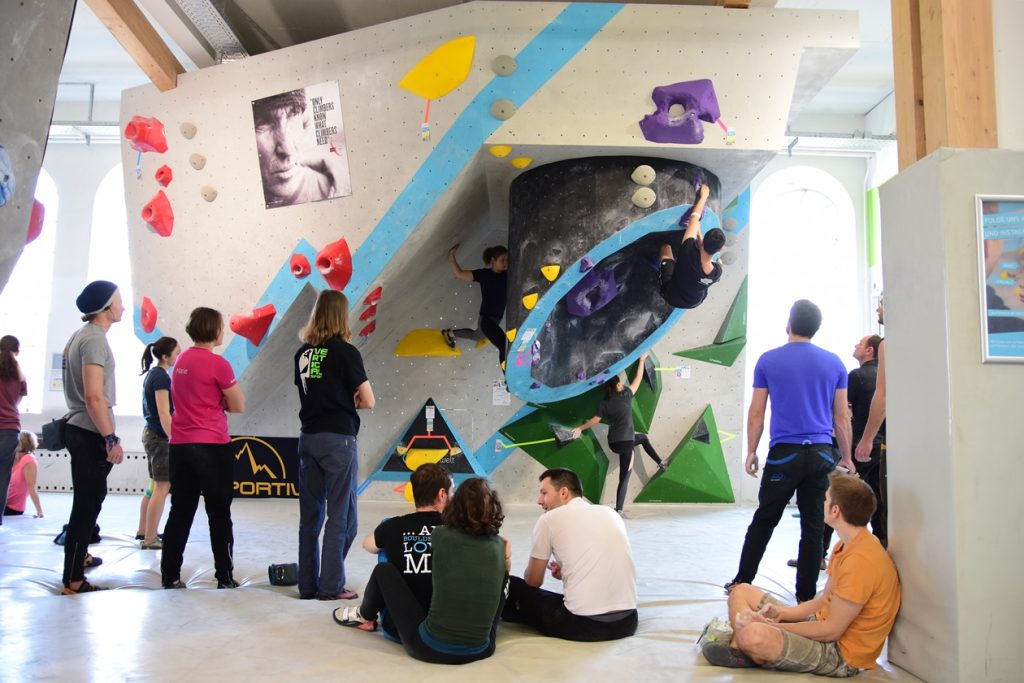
[140,336,178,375]
[0,335,20,381]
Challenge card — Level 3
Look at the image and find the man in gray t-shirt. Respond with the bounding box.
[60,280,126,595]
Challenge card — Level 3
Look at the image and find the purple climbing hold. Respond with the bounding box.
[579,256,595,272]
[638,79,722,145]
[567,269,618,318]
[530,381,541,389]
[576,371,586,381]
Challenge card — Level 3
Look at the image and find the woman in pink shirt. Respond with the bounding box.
[0,335,28,527]
[5,432,43,518]
[160,308,245,589]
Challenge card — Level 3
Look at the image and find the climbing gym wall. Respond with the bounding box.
[118,2,856,503]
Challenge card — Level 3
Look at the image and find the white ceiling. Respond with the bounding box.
[53,0,894,134]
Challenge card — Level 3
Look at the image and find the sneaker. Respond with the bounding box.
[787,557,827,570]
[62,580,108,595]
[658,460,669,470]
[140,538,163,550]
[442,329,456,348]
[723,580,741,594]
[333,606,378,632]
[83,553,103,569]
[136,533,164,541]
[163,580,187,589]
[701,641,756,668]
[217,578,240,589]
[318,588,358,600]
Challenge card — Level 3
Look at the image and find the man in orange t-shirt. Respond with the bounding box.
[704,472,901,676]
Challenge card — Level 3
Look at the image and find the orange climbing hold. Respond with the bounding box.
[26,200,44,245]
[124,115,168,153]
[230,304,276,346]
[290,253,311,278]
[316,237,353,291]
[364,287,383,306]
[141,190,174,237]
[140,296,158,333]
[360,304,377,321]
[154,165,173,187]
[359,320,376,337]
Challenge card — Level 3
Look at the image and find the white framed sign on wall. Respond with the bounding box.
[977,195,1024,362]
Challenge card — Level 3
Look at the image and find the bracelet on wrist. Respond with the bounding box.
[103,433,120,448]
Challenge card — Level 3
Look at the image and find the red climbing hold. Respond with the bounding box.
[363,286,383,306]
[316,237,353,291]
[26,200,44,244]
[140,296,158,333]
[290,253,311,278]
[359,304,377,321]
[124,115,168,154]
[359,320,376,337]
[141,190,174,237]
[229,304,277,346]
[155,165,173,187]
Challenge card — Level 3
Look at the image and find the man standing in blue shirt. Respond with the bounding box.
[727,300,854,603]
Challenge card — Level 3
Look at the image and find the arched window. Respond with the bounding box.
[748,166,860,377]
[89,164,143,415]
[0,169,59,413]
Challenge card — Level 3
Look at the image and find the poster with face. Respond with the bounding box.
[977,196,1024,362]
[251,81,352,209]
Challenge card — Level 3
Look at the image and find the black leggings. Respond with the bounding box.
[610,434,663,511]
[502,576,638,641]
[63,425,112,586]
[359,562,505,664]
[453,314,507,365]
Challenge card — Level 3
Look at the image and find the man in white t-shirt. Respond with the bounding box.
[502,467,638,641]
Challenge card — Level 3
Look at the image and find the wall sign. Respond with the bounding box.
[977,196,1024,362]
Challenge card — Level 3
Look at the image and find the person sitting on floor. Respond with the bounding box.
[502,467,638,641]
[702,471,901,677]
[334,477,510,665]
[358,462,453,640]
[4,431,43,518]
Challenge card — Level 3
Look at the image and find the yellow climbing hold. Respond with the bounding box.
[522,292,538,309]
[510,157,533,169]
[500,360,506,372]
[540,265,561,282]
[404,448,451,470]
[475,338,489,349]
[489,145,513,158]
[394,329,462,357]
[506,328,517,342]
[398,36,476,100]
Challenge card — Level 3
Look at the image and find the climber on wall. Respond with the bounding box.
[658,183,726,309]
[442,244,509,370]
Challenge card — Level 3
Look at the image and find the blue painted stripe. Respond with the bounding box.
[217,3,624,377]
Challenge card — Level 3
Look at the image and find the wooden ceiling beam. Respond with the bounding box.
[84,0,184,92]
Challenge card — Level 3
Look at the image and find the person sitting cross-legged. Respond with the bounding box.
[704,472,901,677]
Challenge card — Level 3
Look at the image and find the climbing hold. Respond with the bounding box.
[639,79,722,145]
[491,99,516,120]
[316,237,353,291]
[579,256,595,272]
[510,157,532,169]
[290,253,311,278]
[631,165,656,185]
[631,187,656,209]
[180,122,197,139]
[489,145,513,158]
[200,186,218,203]
[530,381,541,389]
[141,190,174,237]
[567,269,618,317]
[25,200,44,245]
[124,116,168,153]
[720,251,738,266]
[492,55,517,76]
[540,265,560,282]
[0,145,14,208]
[725,232,737,246]
[154,165,173,187]
[506,328,517,342]
[230,304,276,346]
[189,153,206,171]
[359,304,377,320]
[363,286,383,306]
[140,296,158,333]
[724,217,739,232]
[359,320,376,337]
[522,292,539,310]
[398,36,476,100]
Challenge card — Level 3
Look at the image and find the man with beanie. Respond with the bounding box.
[61,280,125,594]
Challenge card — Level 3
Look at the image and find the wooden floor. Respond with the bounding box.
[0,493,919,681]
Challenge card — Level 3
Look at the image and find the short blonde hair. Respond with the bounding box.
[300,290,351,345]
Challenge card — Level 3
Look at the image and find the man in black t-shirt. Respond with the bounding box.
[349,463,454,638]
[658,183,726,309]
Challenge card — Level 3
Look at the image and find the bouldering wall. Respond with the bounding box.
[118,2,857,503]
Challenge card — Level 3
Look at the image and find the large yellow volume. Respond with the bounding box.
[398,36,476,100]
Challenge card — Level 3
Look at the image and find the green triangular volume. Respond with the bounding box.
[673,336,746,367]
[715,276,747,344]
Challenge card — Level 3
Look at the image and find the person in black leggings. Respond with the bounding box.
[442,244,508,369]
[333,477,510,664]
[571,352,666,514]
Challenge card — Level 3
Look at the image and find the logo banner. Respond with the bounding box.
[231,436,299,498]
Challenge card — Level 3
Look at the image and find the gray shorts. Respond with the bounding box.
[754,594,860,678]
[142,427,170,482]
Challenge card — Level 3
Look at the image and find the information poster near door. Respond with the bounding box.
[977,196,1024,362]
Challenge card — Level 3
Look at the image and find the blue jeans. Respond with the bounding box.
[0,429,18,525]
[733,443,836,601]
[297,431,358,598]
